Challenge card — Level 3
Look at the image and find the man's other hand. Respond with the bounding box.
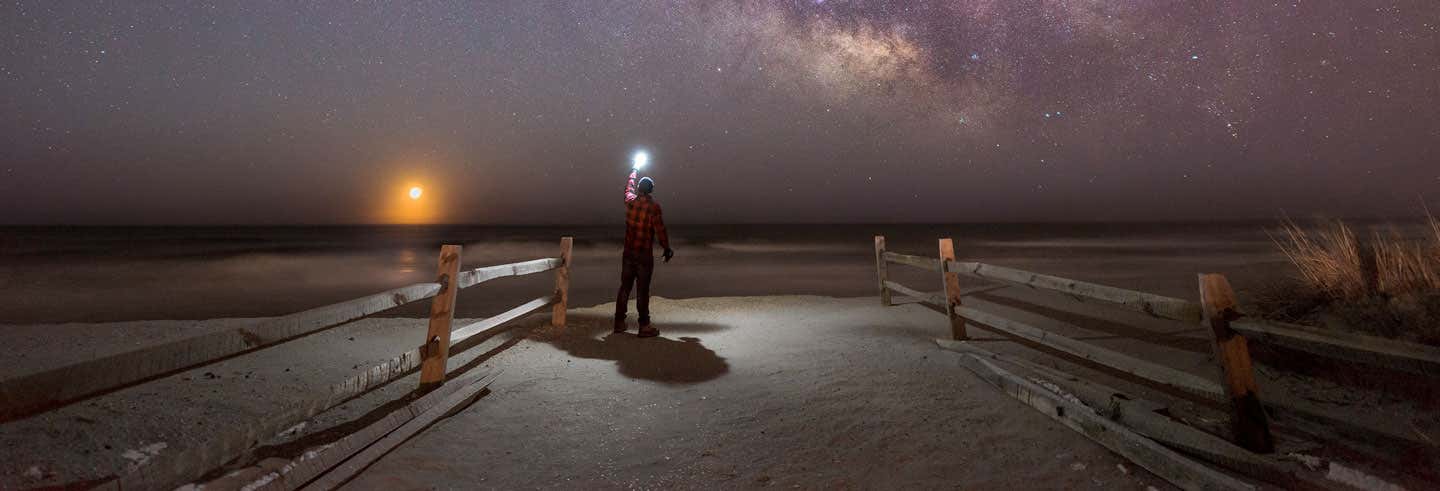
[662,248,674,263]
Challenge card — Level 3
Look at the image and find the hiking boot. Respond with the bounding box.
[637,324,660,338]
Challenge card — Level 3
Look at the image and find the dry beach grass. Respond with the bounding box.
[1262,215,1440,345]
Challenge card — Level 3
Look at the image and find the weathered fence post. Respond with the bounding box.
[939,238,966,340]
[1198,273,1274,453]
[419,244,462,389]
[874,235,892,306]
[552,236,573,328]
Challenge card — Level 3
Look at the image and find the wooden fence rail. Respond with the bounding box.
[952,304,1226,401]
[5,239,572,489]
[874,235,1440,459]
[942,342,1258,491]
[80,237,576,490]
[946,260,1204,323]
[0,242,572,422]
[878,236,1440,378]
[882,251,941,270]
[0,281,437,422]
[1229,319,1440,376]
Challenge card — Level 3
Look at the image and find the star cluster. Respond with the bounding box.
[1,0,1436,224]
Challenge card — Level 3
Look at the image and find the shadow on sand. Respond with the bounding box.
[539,314,731,384]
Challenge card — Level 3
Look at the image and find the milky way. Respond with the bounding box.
[2,1,1437,224]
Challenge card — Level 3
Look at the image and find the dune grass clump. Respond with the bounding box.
[1372,228,1440,295]
[1272,219,1369,300]
[1260,215,1440,345]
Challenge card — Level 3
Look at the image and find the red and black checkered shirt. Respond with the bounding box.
[623,170,669,255]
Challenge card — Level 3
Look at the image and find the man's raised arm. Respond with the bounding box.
[624,169,639,203]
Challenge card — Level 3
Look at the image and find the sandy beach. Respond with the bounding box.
[8,0,1439,487]
[1,294,1167,490]
[3,283,1436,489]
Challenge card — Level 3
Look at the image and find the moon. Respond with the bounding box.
[408,186,422,200]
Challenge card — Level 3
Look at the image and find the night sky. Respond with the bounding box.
[2,1,1437,225]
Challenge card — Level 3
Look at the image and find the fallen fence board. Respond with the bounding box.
[938,257,1440,381]
[882,251,941,270]
[948,261,1203,323]
[300,372,497,490]
[947,347,1256,491]
[1232,320,1440,376]
[0,257,560,422]
[0,281,442,422]
[954,305,1226,401]
[106,295,548,490]
[937,339,1331,491]
[949,307,1438,450]
[244,370,500,491]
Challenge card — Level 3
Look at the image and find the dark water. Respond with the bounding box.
[0,223,1311,323]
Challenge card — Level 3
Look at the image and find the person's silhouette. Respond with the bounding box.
[615,166,674,338]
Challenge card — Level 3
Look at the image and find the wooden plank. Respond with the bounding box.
[1199,274,1274,454]
[300,371,497,490]
[450,296,554,344]
[1230,319,1440,376]
[552,237,573,328]
[936,340,1329,491]
[332,293,545,411]
[243,370,500,491]
[113,370,385,490]
[0,281,441,422]
[111,294,546,490]
[327,345,426,406]
[882,280,944,306]
[938,238,966,340]
[456,258,560,289]
[333,295,547,405]
[885,282,1009,306]
[883,251,941,270]
[946,346,1257,491]
[954,305,1226,401]
[944,308,1438,450]
[0,255,555,422]
[875,236,892,306]
[420,245,463,389]
[948,261,1203,323]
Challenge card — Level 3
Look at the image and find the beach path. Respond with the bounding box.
[340,296,1166,489]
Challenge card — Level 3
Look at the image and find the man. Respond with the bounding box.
[616,166,673,337]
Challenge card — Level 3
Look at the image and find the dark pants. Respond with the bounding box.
[615,251,655,324]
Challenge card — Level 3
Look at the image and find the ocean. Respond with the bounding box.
[0,222,1328,323]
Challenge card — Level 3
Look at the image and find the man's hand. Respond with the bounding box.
[662,247,674,263]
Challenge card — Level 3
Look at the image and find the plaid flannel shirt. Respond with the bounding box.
[623,170,669,255]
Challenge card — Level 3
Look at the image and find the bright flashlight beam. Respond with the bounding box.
[632,151,649,170]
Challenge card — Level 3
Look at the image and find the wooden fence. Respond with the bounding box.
[1,238,574,489]
[874,235,1440,489]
